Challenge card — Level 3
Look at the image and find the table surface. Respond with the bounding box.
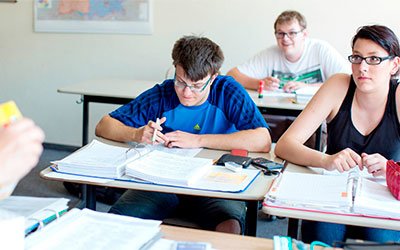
[58,78,306,110]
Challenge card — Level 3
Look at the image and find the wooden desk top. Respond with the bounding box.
[161,225,274,250]
[262,163,400,231]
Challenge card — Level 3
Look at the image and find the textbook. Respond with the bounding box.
[51,139,202,179]
[25,208,162,250]
[125,150,213,186]
[0,196,69,235]
[52,139,152,179]
[51,139,260,192]
[294,86,319,104]
[264,170,400,219]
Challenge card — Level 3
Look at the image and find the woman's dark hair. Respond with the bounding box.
[172,36,224,81]
[352,25,400,76]
[352,25,400,57]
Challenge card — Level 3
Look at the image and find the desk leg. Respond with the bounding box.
[315,125,322,151]
[287,218,299,239]
[84,184,97,210]
[245,201,258,236]
[82,95,89,146]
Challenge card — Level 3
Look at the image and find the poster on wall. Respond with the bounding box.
[34,0,153,35]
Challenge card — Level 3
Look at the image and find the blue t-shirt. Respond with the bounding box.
[109,75,269,134]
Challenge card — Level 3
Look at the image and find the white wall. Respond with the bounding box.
[1,0,400,146]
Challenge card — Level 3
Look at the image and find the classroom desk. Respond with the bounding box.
[161,225,274,250]
[161,225,339,250]
[58,79,309,147]
[58,79,156,146]
[40,147,280,236]
[262,163,400,238]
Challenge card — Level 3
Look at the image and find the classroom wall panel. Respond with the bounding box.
[0,0,399,146]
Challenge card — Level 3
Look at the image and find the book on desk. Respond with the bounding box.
[25,208,163,250]
[50,139,260,193]
[264,169,400,220]
[0,196,69,235]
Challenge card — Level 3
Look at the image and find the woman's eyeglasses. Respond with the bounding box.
[348,55,394,65]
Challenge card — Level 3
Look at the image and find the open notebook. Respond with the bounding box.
[0,196,69,235]
[50,140,260,193]
[25,208,162,250]
[264,169,400,220]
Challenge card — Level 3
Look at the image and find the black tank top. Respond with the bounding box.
[326,76,400,160]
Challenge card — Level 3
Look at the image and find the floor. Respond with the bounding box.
[12,148,288,238]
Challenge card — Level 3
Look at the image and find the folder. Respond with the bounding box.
[264,169,400,220]
[0,196,69,235]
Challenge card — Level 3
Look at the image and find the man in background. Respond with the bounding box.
[227,10,348,143]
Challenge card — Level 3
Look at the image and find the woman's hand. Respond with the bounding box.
[322,148,362,172]
[361,152,387,177]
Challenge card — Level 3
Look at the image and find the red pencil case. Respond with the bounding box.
[386,160,400,200]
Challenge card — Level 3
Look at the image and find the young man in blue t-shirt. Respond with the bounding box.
[95,35,271,234]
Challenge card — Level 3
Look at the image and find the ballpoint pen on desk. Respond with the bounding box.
[151,118,160,144]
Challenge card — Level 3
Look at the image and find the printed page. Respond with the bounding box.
[25,209,161,250]
[126,151,212,186]
[353,178,400,219]
[323,167,386,185]
[267,172,352,212]
[191,166,260,192]
[148,144,202,157]
[263,89,296,98]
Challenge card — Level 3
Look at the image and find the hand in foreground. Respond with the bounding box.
[164,130,200,148]
[282,81,307,93]
[322,148,362,172]
[361,152,387,177]
[136,117,168,144]
[0,118,45,187]
[262,77,280,91]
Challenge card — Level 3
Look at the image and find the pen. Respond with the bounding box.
[151,118,160,143]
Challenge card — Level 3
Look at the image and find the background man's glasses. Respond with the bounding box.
[174,74,212,93]
[274,30,303,39]
[348,55,394,65]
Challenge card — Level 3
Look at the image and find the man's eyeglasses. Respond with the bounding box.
[274,30,303,39]
[348,55,394,65]
[174,73,212,93]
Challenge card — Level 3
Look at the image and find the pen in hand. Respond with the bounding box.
[151,118,160,144]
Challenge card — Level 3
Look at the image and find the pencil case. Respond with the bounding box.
[387,160,400,200]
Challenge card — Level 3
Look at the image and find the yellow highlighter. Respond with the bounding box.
[0,101,22,126]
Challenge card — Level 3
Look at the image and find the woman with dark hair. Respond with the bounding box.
[275,25,400,244]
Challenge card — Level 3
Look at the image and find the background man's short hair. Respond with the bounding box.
[172,35,224,81]
[274,10,307,31]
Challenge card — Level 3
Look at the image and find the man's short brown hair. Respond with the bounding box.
[172,36,224,81]
[274,10,307,31]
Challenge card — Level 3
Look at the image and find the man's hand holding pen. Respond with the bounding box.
[138,117,167,145]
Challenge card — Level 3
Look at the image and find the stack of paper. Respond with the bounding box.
[295,86,319,104]
[0,196,69,235]
[52,140,151,178]
[265,172,352,213]
[25,209,162,250]
[353,178,400,219]
[0,209,24,250]
[126,150,213,186]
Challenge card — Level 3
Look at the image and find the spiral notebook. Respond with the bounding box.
[0,196,69,235]
[264,170,400,219]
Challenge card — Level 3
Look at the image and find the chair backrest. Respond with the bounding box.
[165,66,174,80]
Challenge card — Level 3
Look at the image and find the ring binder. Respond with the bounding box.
[0,196,69,235]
